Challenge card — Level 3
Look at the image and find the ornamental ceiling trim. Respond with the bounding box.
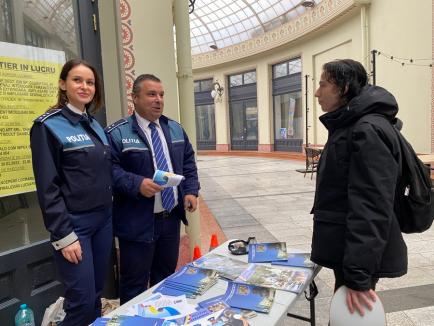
[192,0,368,70]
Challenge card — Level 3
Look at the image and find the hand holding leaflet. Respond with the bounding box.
[153,170,185,188]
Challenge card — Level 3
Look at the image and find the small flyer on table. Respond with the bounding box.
[248,242,287,263]
[153,170,184,188]
[271,252,315,269]
[192,253,250,280]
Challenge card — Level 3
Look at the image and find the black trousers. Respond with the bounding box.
[118,213,181,304]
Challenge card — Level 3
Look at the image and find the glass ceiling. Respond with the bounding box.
[23,0,77,52]
[189,0,322,55]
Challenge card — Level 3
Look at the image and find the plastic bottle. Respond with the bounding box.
[14,304,35,326]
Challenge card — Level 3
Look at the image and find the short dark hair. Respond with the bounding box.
[52,59,104,113]
[132,74,162,95]
[322,59,368,103]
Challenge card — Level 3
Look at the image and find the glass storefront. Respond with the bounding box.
[0,0,80,253]
[194,79,216,150]
[196,104,215,144]
[272,58,303,152]
[274,91,302,140]
[228,70,258,150]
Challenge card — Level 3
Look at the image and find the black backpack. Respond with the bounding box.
[349,115,434,233]
[393,126,434,233]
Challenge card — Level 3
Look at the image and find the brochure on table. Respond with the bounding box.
[248,242,288,263]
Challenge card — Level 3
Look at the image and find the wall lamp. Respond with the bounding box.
[211,81,224,102]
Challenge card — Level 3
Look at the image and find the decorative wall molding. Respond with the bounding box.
[192,0,367,70]
[119,0,135,115]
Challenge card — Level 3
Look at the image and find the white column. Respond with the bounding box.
[256,63,273,151]
[213,72,230,151]
[174,0,201,257]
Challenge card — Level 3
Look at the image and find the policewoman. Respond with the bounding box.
[30,59,113,326]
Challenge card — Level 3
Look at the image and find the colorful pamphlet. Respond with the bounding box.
[236,264,311,293]
[247,242,287,263]
[153,170,184,188]
[192,253,250,280]
[223,282,275,313]
[129,294,196,319]
[271,252,315,268]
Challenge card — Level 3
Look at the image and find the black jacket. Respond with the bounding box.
[310,85,408,291]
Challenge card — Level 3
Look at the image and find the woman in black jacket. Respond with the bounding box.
[311,59,407,316]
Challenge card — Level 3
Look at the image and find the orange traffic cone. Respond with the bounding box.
[209,234,219,251]
[193,245,202,260]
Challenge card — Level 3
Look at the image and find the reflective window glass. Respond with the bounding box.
[243,71,256,84]
[0,0,13,42]
[194,81,201,92]
[229,74,243,87]
[289,58,302,74]
[200,79,214,92]
[195,104,216,142]
[0,0,80,252]
[274,91,302,140]
[273,62,288,78]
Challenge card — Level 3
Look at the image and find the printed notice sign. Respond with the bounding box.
[0,42,65,197]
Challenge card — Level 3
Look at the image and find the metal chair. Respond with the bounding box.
[304,147,322,179]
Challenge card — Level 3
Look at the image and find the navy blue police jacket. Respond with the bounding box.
[105,114,200,242]
[30,107,112,249]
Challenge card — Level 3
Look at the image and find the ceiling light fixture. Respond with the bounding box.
[189,0,196,14]
[301,0,316,8]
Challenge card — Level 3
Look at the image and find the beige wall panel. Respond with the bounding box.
[369,0,432,153]
[257,63,272,148]
[128,0,179,121]
[312,42,352,144]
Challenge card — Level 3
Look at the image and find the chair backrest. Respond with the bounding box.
[305,147,321,164]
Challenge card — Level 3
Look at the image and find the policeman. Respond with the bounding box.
[30,59,113,326]
[106,74,200,304]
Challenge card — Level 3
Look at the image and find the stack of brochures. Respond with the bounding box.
[248,242,288,263]
[192,253,249,280]
[153,266,218,298]
[223,281,275,313]
[236,264,312,293]
[271,252,315,268]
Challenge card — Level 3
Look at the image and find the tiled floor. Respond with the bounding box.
[197,155,434,326]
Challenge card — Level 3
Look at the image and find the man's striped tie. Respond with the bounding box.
[149,122,175,212]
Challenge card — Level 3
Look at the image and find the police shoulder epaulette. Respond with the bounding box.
[34,109,62,123]
[105,118,128,133]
